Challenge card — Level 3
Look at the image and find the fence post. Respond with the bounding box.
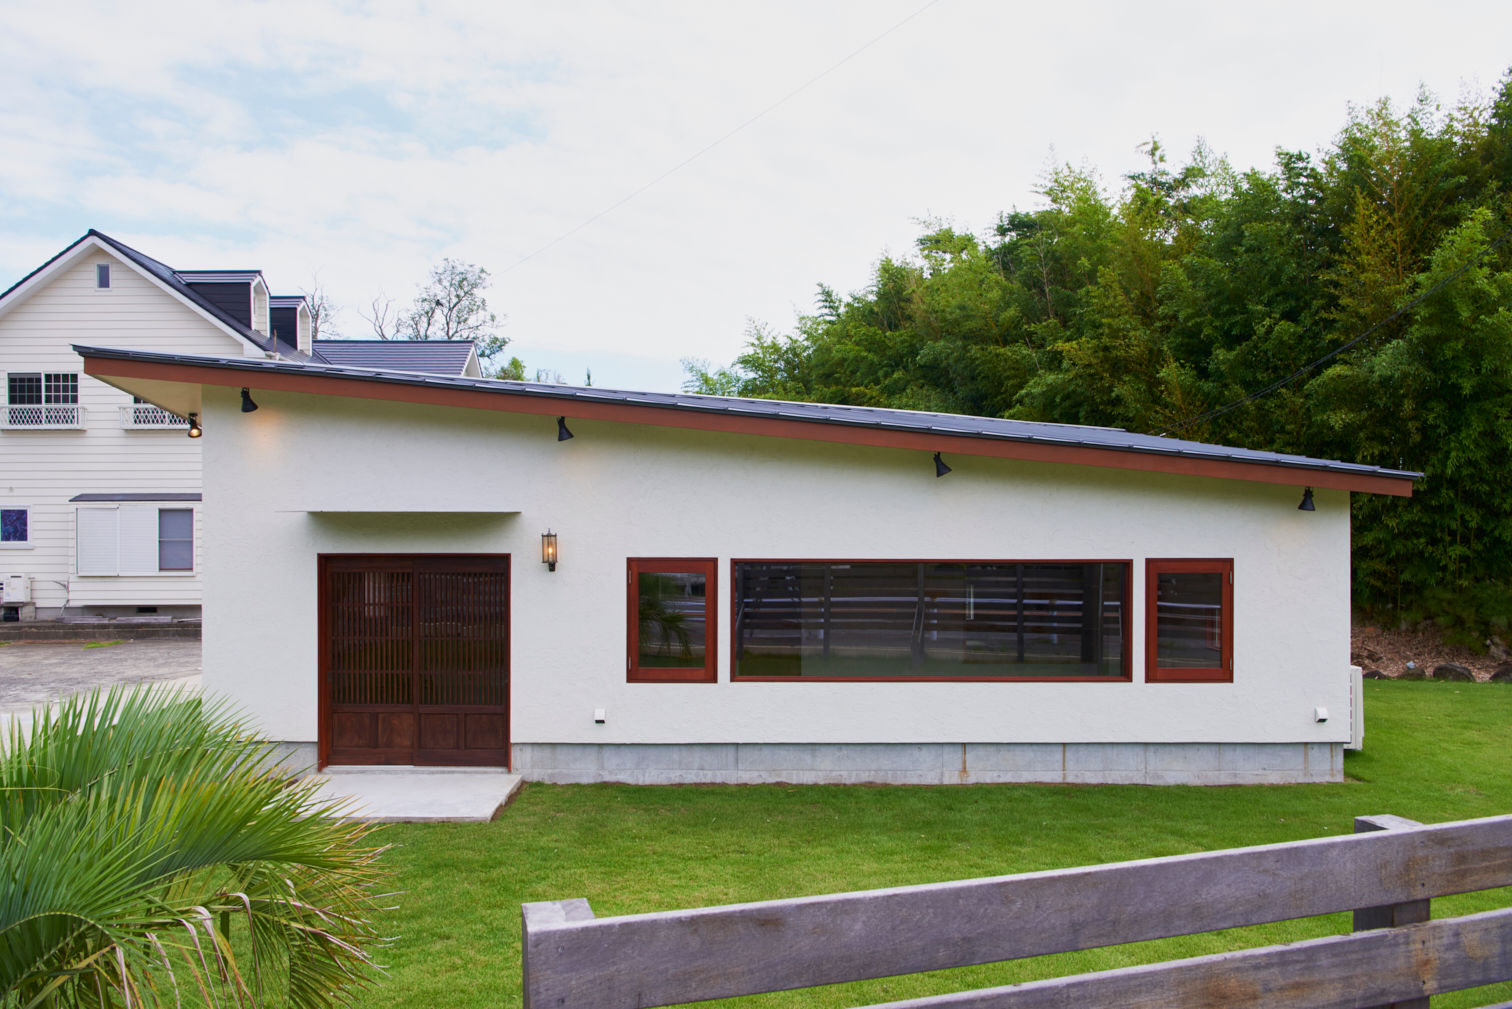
[1354,814,1429,1009]
[522,898,596,1009]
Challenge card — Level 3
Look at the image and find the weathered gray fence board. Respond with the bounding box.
[859,907,1512,1009]
[1353,815,1430,1009]
[522,813,1512,1009]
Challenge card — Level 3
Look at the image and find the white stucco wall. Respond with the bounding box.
[199,384,1354,755]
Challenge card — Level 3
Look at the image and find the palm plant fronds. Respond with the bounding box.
[0,685,390,1008]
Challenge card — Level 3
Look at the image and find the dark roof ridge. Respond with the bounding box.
[0,230,314,362]
[87,232,317,362]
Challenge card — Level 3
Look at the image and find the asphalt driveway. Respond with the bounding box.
[0,639,201,713]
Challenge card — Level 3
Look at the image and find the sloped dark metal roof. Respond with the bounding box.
[269,295,307,308]
[312,339,477,376]
[72,344,1421,489]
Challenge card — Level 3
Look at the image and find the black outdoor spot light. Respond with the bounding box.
[1298,487,1316,512]
[556,416,574,441]
[240,387,259,413]
[186,413,202,439]
[933,452,952,478]
[541,530,558,571]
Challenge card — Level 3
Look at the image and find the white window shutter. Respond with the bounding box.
[77,507,119,575]
[119,507,159,575]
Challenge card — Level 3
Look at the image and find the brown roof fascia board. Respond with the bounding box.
[82,355,1414,497]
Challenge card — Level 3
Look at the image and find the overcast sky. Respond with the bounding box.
[3,1,1510,391]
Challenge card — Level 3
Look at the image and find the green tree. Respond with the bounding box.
[364,259,517,377]
[1310,210,1512,634]
[0,686,389,1008]
[691,73,1512,636]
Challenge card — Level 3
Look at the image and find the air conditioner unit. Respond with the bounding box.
[2,575,32,603]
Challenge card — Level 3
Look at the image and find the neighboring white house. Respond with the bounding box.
[0,231,306,620]
[81,344,1417,785]
[0,231,478,621]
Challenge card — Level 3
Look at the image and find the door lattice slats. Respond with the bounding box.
[321,555,509,766]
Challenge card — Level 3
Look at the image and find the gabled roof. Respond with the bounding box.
[311,339,479,376]
[0,231,311,361]
[75,344,1419,496]
[269,295,307,309]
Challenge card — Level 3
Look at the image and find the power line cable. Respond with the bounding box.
[502,0,947,273]
[1159,223,1512,437]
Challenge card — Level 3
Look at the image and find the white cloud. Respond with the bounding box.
[2,0,1510,388]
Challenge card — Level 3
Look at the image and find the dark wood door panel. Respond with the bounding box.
[320,554,509,767]
[465,713,507,750]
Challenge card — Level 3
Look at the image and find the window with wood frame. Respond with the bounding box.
[732,560,1130,680]
[628,558,717,682]
[1145,558,1233,682]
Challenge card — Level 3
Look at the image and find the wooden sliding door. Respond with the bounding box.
[320,554,509,766]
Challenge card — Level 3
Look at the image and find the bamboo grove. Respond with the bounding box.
[685,75,1512,644]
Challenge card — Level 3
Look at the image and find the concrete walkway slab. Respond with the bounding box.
[308,766,523,822]
[0,639,202,712]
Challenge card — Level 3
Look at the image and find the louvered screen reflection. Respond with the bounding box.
[734,561,1126,679]
[321,556,509,766]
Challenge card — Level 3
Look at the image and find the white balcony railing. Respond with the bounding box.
[119,404,188,429]
[2,404,84,429]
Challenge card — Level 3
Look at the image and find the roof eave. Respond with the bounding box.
[75,347,1417,497]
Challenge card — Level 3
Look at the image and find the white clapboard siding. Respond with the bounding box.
[0,248,254,611]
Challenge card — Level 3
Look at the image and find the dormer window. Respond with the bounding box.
[96,264,110,289]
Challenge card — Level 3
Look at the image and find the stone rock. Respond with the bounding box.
[1354,645,1384,664]
[1398,665,1427,681]
[1489,636,1511,662]
[1362,669,1389,680]
[1431,663,1476,682]
[1491,663,1512,683]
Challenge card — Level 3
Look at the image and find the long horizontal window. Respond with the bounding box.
[733,561,1128,680]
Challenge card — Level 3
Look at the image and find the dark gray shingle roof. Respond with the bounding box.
[71,344,1420,487]
[0,231,311,361]
[312,339,477,376]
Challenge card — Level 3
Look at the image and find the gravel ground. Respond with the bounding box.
[1352,622,1506,681]
[0,639,201,712]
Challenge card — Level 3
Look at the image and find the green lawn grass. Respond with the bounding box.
[359,681,1512,1009]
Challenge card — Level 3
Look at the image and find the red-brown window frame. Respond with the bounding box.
[729,558,1133,683]
[1145,558,1234,683]
[628,558,718,683]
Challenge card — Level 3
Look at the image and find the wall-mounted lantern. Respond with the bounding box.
[542,530,558,571]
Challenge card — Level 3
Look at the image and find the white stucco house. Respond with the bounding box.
[0,231,479,621]
[79,343,1417,784]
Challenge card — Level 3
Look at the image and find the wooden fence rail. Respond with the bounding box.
[522,812,1512,1009]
